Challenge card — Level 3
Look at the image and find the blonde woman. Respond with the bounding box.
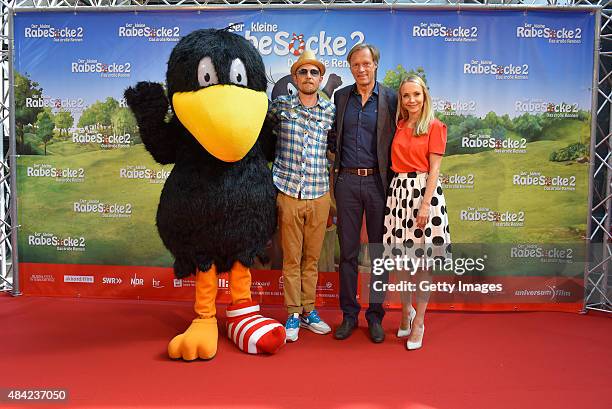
[383,75,451,350]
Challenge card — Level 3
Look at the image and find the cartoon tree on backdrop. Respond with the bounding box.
[14,72,43,146]
[78,97,138,138]
[111,107,138,139]
[36,109,55,156]
[383,65,427,91]
[54,110,74,137]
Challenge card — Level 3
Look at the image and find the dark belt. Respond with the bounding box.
[341,167,379,177]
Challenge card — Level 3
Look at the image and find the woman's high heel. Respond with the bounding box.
[396,305,417,338]
[406,324,424,350]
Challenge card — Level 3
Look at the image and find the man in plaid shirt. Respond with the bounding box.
[266,50,336,342]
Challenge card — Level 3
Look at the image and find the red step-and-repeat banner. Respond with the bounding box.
[14,8,595,311]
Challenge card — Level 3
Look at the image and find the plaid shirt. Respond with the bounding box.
[268,94,335,199]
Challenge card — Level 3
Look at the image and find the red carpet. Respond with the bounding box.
[0,293,610,409]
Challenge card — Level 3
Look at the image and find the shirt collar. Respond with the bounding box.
[352,81,379,97]
[290,92,323,109]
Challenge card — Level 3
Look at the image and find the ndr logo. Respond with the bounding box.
[130,274,144,286]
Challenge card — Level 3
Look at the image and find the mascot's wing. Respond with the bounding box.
[124,81,182,165]
[259,105,278,163]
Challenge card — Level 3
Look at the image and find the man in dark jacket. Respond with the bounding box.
[329,44,397,343]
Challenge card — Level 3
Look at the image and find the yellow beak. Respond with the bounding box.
[172,85,268,162]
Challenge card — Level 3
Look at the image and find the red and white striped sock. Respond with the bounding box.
[226,301,286,354]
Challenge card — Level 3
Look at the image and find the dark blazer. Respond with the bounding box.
[330,82,398,192]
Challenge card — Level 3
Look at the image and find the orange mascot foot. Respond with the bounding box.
[226,301,286,354]
[168,267,218,361]
[168,317,218,361]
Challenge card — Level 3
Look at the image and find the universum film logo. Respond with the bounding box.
[28,231,86,252]
[515,284,572,300]
[516,22,583,44]
[464,59,529,80]
[461,133,527,154]
[71,58,131,78]
[460,207,525,227]
[513,171,576,192]
[119,165,170,184]
[118,23,180,42]
[26,163,85,184]
[412,22,478,43]
[24,23,84,43]
[515,99,579,119]
[432,98,477,116]
[73,199,133,218]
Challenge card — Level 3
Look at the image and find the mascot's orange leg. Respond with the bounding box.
[168,265,218,361]
[226,262,286,354]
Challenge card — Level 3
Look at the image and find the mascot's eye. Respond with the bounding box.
[287,83,297,96]
[197,56,219,87]
[229,58,248,86]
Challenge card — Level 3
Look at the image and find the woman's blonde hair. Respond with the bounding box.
[396,75,434,136]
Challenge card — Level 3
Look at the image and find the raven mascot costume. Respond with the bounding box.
[125,29,285,361]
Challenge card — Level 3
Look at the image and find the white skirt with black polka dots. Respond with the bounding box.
[383,172,451,259]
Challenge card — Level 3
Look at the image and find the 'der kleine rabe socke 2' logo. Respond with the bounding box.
[460,207,525,227]
[239,20,365,69]
[27,231,86,252]
[72,129,132,149]
[117,22,180,42]
[516,22,583,45]
[512,171,577,192]
[432,97,477,116]
[461,133,527,154]
[25,95,85,114]
[119,165,170,185]
[439,172,475,190]
[24,23,84,43]
[463,58,529,80]
[515,99,579,119]
[71,58,131,79]
[412,22,479,43]
[26,163,85,184]
[72,199,133,219]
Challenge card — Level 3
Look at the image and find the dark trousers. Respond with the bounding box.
[335,172,387,325]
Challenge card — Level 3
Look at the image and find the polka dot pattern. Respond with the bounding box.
[383,172,451,261]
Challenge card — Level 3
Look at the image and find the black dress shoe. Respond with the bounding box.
[334,319,357,340]
[368,321,385,343]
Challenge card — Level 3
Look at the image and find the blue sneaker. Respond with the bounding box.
[285,313,300,342]
[300,310,331,335]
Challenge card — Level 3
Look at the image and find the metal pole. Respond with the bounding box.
[8,7,20,296]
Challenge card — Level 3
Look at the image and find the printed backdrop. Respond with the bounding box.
[14,9,595,311]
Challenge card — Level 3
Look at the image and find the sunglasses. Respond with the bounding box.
[297,68,321,77]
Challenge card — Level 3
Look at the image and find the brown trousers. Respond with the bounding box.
[277,191,331,314]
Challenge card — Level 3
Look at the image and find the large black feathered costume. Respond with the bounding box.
[125,29,285,361]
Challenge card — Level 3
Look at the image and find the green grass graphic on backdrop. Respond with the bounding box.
[17,119,588,276]
[17,144,173,266]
